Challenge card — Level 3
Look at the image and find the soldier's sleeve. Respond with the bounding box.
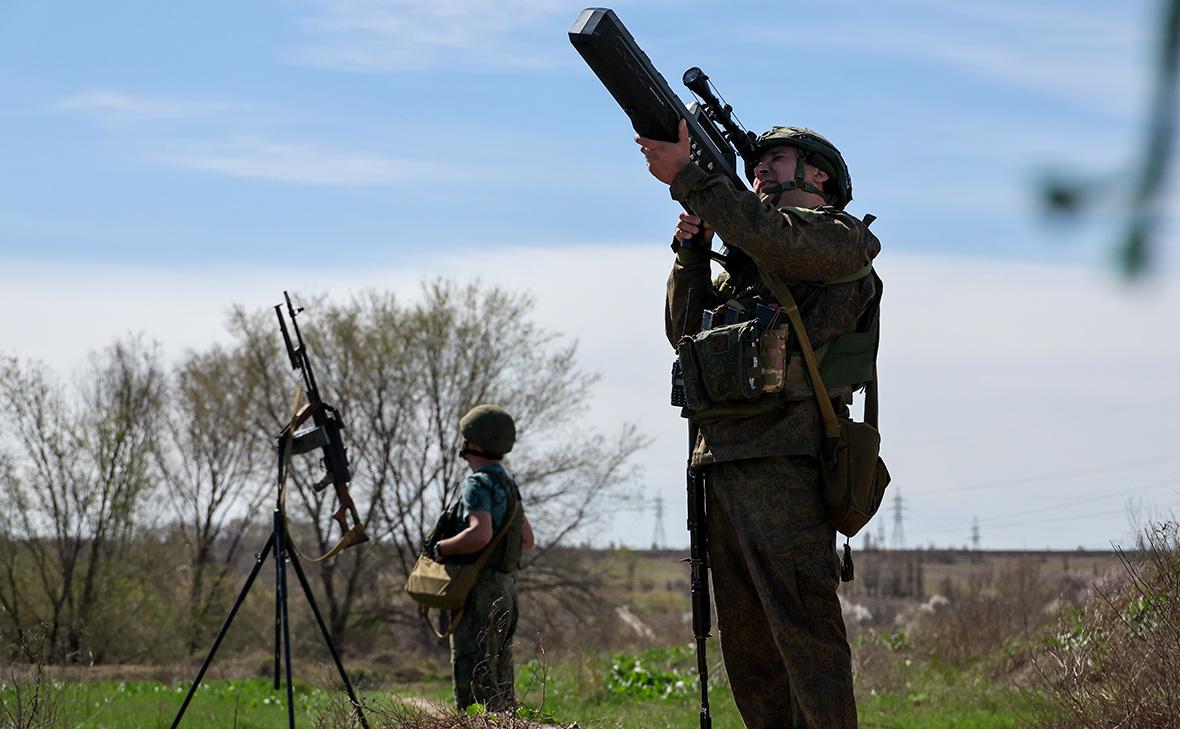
[461,474,493,516]
[666,255,716,347]
[669,164,880,282]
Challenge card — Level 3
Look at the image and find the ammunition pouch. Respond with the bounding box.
[677,318,792,423]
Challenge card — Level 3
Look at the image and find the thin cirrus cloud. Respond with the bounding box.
[143,136,440,187]
[290,0,573,71]
[56,90,438,188]
[744,2,1146,117]
[56,90,241,124]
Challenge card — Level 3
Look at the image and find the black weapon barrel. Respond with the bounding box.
[686,422,712,728]
[569,8,742,187]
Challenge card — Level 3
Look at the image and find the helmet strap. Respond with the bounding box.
[457,441,502,461]
[764,149,828,206]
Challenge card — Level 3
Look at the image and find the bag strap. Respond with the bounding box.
[421,604,466,639]
[759,270,881,452]
[422,495,523,640]
[469,495,522,574]
[760,270,841,445]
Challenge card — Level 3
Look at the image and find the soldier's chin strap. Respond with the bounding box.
[457,441,502,461]
[760,148,828,207]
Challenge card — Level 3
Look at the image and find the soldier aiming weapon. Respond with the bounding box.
[573,7,885,727]
[570,9,766,728]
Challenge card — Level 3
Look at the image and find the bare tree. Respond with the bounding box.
[0,338,163,662]
[222,281,647,646]
[156,345,270,654]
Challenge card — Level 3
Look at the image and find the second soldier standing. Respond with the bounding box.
[427,405,535,713]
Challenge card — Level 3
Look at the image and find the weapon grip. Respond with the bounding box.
[670,202,711,256]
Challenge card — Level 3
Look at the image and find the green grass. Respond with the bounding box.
[1,656,1042,729]
[2,676,341,729]
[857,665,1040,729]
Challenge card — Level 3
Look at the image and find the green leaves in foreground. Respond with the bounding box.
[602,645,696,700]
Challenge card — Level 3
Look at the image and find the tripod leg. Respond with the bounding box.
[170,532,275,729]
[275,510,297,729]
[288,543,371,729]
[274,517,283,691]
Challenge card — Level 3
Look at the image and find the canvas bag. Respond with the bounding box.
[760,270,890,538]
[405,489,522,637]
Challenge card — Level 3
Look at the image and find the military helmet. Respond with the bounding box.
[744,126,853,209]
[459,404,516,459]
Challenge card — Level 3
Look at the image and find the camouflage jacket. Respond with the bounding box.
[665,163,881,466]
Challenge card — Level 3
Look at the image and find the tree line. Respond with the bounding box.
[0,281,646,665]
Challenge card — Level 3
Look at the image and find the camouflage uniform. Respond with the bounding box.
[448,464,521,712]
[666,161,880,728]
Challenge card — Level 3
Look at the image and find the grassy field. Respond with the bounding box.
[3,652,1040,729]
[1,547,1128,728]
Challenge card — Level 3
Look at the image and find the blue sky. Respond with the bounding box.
[1,0,1178,550]
[1,0,1168,267]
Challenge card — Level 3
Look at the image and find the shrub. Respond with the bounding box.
[1034,521,1180,729]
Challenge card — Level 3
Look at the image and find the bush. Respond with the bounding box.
[602,646,697,700]
[1034,521,1180,729]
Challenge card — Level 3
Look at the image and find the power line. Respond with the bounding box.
[920,504,1167,536]
[906,453,1180,497]
[930,477,1179,534]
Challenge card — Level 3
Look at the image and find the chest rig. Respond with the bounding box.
[675,260,880,423]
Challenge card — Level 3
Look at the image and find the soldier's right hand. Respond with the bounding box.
[675,213,715,244]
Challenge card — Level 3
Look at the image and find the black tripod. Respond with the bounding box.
[170,433,370,729]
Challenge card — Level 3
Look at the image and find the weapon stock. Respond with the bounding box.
[275,292,368,560]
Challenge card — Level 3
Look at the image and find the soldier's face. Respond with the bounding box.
[752,145,828,197]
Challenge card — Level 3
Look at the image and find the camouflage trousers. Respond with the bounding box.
[707,455,857,729]
[450,568,518,712]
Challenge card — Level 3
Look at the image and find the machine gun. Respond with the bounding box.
[275,291,368,561]
[569,7,759,271]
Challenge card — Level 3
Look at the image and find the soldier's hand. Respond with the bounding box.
[636,119,691,185]
[675,213,715,244]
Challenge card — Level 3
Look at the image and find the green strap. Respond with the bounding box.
[823,264,874,285]
[760,271,842,443]
[758,270,882,439]
[773,263,873,288]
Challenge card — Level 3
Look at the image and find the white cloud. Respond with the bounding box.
[1,247,1177,550]
[143,135,441,186]
[57,91,240,124]
[291,0,573,71]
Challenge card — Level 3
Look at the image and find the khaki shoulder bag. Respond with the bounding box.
[405,489,522,638]
[761,270,891,539]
